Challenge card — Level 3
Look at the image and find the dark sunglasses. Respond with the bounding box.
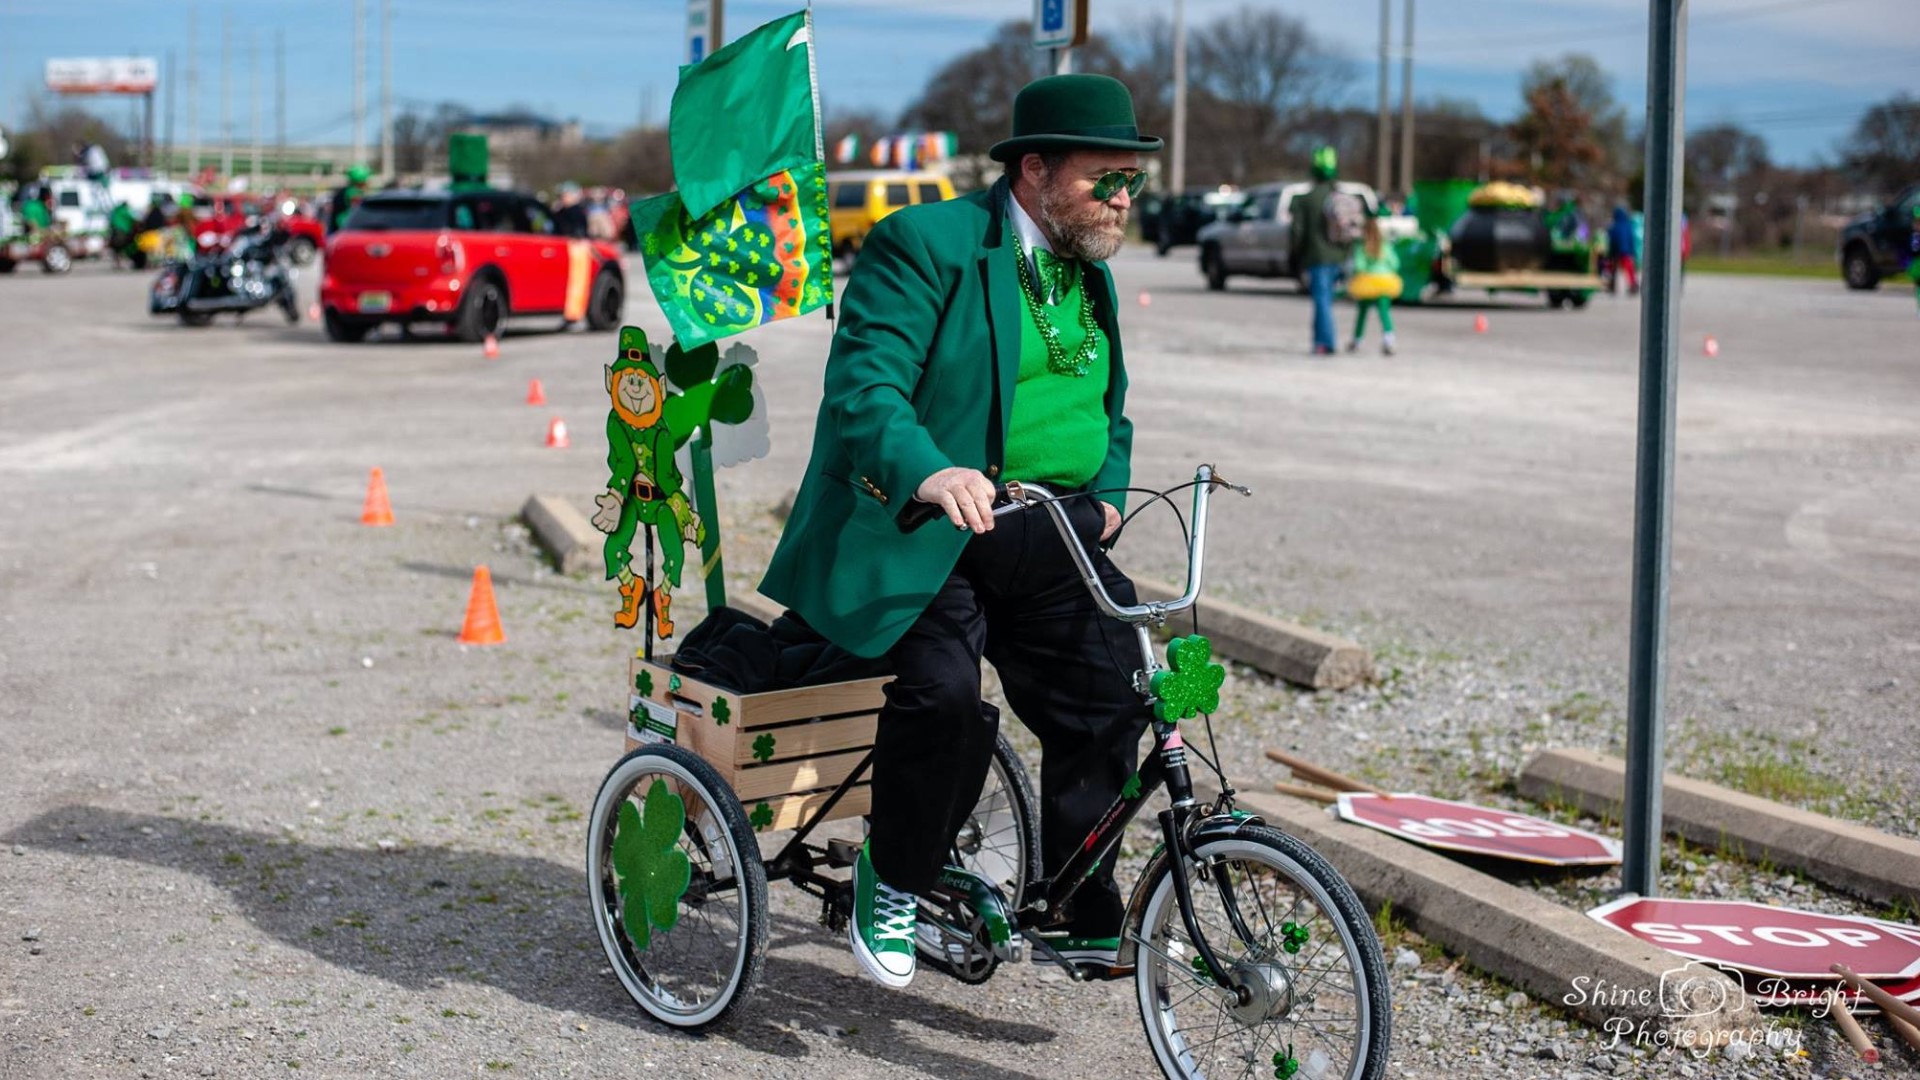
[1090,170,1149,201]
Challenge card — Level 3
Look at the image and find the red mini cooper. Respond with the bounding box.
[319,188,625,343]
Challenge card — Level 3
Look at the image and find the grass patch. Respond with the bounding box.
[1687,254,1837,279]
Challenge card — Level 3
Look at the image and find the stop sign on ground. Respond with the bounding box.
[1334,793,1621,865]
[1590,897,1920,980]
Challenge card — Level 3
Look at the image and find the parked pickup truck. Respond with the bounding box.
[320,188,626,343]
[1839,182,1919,290]
[1196,179,1414,291]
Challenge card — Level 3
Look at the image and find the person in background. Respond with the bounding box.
[1288,146,1356,355]
[553,182,590,238]
[327,166,370,234]
[1347,206,1403,356]
[19,184,55,238]
[1607,205,1639,296]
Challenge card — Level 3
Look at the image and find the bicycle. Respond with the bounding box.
[586,464,1392,1080]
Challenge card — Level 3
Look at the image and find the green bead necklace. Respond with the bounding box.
[1014,235,1100,378]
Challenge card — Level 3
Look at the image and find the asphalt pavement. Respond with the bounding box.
[1,250,1915,1078]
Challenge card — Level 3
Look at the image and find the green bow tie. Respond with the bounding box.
[1032,248,1076,304]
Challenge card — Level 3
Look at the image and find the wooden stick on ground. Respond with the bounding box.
[1827,988,1880,1063]
[1834,963,1920,1031]
[1271,780,1338,804]
[1264,749,1388,796]
[1885,1010,1920,1056]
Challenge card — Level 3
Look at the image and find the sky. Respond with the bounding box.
[1,0,1913,168]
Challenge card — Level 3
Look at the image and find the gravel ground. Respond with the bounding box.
[4,255,1916,1079]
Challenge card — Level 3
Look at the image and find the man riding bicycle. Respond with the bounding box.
[761,74,1162,988]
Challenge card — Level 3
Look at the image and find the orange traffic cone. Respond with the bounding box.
[526,378,547,406]
[1138,290,1152,307]
[483,333,500,359]
[545,416,571,449]
[1703,334,1720,358]
[307,301,321,322]
[457,566,506,645]
[1473,314,1489,334]
[360,467,394,526]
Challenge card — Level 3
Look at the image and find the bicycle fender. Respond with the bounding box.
[1113,811,1265,970]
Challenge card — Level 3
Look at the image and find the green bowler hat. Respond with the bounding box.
[989,74,1164,162]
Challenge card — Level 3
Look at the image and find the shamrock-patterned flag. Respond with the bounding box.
[638,8,832,350]
[633,164,833,349]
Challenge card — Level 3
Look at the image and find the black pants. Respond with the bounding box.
[869,494,1151,935]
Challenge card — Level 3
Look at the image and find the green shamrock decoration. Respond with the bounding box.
[1190,953,1215,981]
[985,913,1011,945]
[1280,921,1310,954]
[751,732,775,762]
[1149,635,1226,722]
[1272,1045,1299,1079]
[668,674,682,693]
[608,779,692,951]
[711,697,732,726]
[1120,772,1143,801]
[635,670,653,696]
[749,801,774,831]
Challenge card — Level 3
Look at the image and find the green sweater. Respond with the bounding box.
[1003,263,1111,490]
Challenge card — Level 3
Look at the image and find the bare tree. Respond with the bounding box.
[1189,6,1352,184]
[1840,93,1920,198]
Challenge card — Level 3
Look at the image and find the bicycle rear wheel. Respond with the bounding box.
[1134,825,1389,1080]
[587,745,767,1030]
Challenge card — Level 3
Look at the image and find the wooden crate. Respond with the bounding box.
[624,653,891,833]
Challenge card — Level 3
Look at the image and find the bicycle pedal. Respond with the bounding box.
[824,838,861,868]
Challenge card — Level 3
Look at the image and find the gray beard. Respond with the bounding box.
[1036,179,1127,263]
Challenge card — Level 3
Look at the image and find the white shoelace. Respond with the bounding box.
[872,882,918,944]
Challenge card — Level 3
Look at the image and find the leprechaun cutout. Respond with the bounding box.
[591,326,755,636]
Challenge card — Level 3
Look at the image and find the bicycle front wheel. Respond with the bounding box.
[1134,825,1390,1080]
[586,745,767,1031]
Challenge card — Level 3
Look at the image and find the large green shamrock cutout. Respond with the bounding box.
[1149,635,1226,722]
[751,733,775,762]
[609,779,692,951]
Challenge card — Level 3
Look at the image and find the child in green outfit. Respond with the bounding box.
[1347,207,1402,355]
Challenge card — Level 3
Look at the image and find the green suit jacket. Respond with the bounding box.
[759,177,1134,658]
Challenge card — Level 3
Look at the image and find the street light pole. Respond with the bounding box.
[1397,0,1415,199]
[1375,0,1391,194]
[1622,0,1689,899]
[380,0,393,181]
[352,0,366,169]
[1170,0,1187,195]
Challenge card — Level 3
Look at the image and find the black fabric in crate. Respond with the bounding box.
[670,605,888,694]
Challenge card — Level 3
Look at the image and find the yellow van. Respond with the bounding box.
[826,171,957,258]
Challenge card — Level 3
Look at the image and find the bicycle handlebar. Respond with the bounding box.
[897,465,1236,628]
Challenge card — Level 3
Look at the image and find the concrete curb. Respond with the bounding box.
[1132,577,1372,690]
[520,494,602,576]
[1234,788,1764,1040]
[1518,748,1920,909]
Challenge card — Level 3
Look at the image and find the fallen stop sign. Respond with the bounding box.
[1590,897,1920,980]
[1334,793,1621,865]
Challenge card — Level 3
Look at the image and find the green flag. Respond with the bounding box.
[669,10,820,220]
[633,162,833,350]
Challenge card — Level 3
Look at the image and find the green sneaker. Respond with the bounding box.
[850,841,917,987]
[1032,932,1122,967]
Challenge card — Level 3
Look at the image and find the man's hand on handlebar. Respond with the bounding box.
[1098,502,1121,541]
[914,467,999,533]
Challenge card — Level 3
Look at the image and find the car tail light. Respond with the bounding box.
[436,234,461,275]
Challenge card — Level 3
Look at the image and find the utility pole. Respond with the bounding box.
[164,48,176,173]
[1397,0,1415,199]
[1375,0,1391,194]
[249,32,260,186]
[1170,0,1187,196]
[352,0,366,169]
[275,30,285,189]
[380,0,393,181]
[220,8,232,181]
[188,7,201,175]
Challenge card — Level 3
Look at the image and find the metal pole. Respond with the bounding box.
[188,7,200,175]
[352,0,366,168]
[163,48,175,172]
[220,9,232,181]
[145,90,156,168]
[1170,0,1187,195]
[249,33,260,185]
[1397,0,1415,199]
[1375,0,1391,194]
[381,0,396,178]
[275,31,285,189]
[1621,0,1688,899]
[1052,47,1073,76]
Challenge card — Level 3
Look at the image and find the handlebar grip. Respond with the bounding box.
[896,482,1012,533]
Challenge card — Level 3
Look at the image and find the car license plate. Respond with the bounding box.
[359,291,391,313]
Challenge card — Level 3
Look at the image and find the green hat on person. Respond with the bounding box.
[1311,146,1338,180]
[346,165,370,184]
[989,74,1163,162]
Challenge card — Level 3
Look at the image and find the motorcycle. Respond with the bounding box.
[149,216,299,326]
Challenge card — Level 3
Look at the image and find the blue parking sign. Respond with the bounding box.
[690,36,706,63]
[1041,0,1064,31]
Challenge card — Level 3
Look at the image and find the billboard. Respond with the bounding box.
[45,57,159,95]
